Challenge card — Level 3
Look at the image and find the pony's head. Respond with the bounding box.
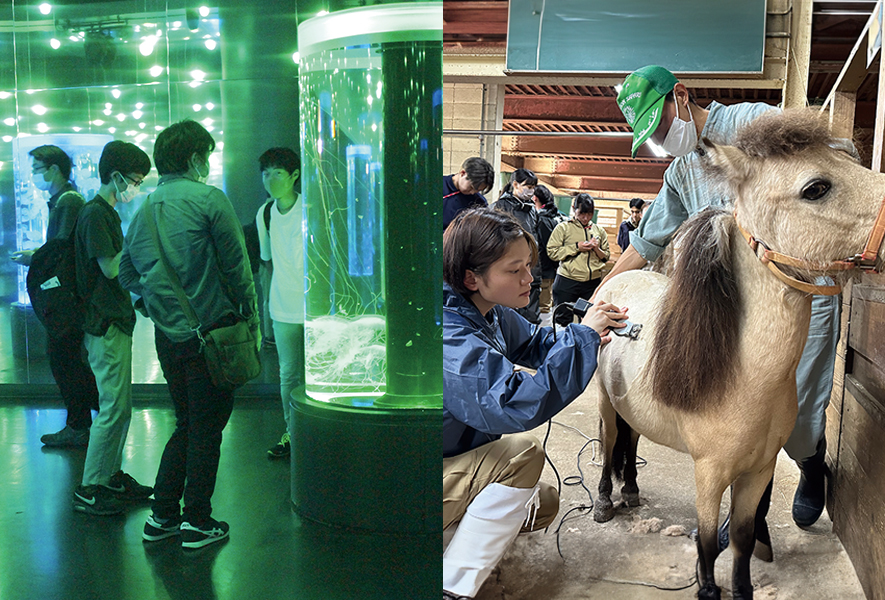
[702,108,885,284]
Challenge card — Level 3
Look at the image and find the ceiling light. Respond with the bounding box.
[37,123,49,132]
[32,105,47,115]
[111,89,121,99]
[3,118,15,126]
[39,3,52,15]
[50,38,61,50]
[204,39,217,50]
[149,65,164,77]
[199,6,210,17]
[190,69,206,81]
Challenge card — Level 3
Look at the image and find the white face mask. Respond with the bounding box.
[32,175,52,191]
[193,155,210,183]
[114,174,138,203]
[660,99,699,157]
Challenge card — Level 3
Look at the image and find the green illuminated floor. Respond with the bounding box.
[0,397,439,600]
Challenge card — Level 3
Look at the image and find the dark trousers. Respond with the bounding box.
[47,327,99,430]
[552,274,601,326]
[152,327,235,525]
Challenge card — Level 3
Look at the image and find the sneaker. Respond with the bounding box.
[41,425,89,447]
[106,470,154,501]
[180,518,230,549]
[72,484,125,516]
[267,431,291,459]
[143,514,182,542]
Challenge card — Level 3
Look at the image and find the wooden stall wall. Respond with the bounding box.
[828,273,885,600]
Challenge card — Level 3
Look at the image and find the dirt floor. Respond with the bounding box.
[458,382,866,600]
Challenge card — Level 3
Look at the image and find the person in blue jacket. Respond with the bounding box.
[442,208,627,600]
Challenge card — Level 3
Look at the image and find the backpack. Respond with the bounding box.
[26,235,84,338]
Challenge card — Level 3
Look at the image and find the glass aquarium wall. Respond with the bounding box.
[0,0,302,385]
[299,2,442,408]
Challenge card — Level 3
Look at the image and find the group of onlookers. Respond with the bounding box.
[14,123,304,551]
[443,157,646,326]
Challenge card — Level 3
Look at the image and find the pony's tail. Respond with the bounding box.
[611,414,632,481]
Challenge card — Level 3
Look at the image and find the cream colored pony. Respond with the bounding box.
[592,109,885,600]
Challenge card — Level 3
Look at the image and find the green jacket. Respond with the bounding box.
[546,218,610,282]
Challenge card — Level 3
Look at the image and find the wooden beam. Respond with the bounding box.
[821,0,879,109]
[783,0,814,108]
[829,91,858,139]
[873,51,885,171]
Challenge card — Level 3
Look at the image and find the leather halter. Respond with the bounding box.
[735,197,885,296]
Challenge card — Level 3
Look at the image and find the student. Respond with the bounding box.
[254,147,304,459]
[601,64,837,529]
[120,119,258,548]
[443,157,495,230]
[547,193,610,326]
[493,168,542,324]
[442,208,626,600]
[12,145,99,448]
[532,185,565,314]
[617,198,645,253]
[73,140,153,515]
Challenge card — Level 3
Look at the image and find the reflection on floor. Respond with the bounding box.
[0,397,439,600]
[0,308,282,387]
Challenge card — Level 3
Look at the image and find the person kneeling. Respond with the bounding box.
[442,208,627,600]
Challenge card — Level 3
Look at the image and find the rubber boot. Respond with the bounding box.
[442,483,540,599]
[792,438,827,527]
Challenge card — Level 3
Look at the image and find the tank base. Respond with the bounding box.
[291,395,440,534]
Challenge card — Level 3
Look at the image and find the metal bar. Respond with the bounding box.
[443,129,632,137]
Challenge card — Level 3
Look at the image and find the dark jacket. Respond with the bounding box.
[536,205,566,278]
[443,174,487,230]
[493,192,539,242]
[618,219,638,253]
[443,283,601,458]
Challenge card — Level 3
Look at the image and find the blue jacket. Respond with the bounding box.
[443,283,602,458]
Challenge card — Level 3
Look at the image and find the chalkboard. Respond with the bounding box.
[506,0,767,74]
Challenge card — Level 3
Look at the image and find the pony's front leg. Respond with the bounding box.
[694,462,730,600]
[594,386,618,522]
[729,460,777,600]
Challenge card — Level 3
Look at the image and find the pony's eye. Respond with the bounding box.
[801,179,831,201]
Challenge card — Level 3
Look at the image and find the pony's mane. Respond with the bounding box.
[732,108,837,158]
[650,208,741,411]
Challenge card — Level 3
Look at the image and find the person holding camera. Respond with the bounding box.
[546,193,610,325]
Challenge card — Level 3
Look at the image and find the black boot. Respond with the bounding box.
[792,438,827,527]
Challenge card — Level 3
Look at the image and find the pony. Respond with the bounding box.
[591,109,885,600]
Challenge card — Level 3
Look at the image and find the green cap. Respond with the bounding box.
[617,65,678,158]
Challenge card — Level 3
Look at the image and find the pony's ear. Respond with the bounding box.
[702,138,752,189]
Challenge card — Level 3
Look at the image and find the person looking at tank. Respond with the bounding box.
[11,145,99,448]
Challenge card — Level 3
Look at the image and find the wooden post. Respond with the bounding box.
[782,0,813,109]
[873,54,885,172]
[829,91,857,140]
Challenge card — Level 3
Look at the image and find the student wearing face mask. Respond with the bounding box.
[73,140,154,516]
[493,168,542,324]
[11,145,100,448]
[596,65,840,543]
[120,120,258,547]
[254,147,304,460]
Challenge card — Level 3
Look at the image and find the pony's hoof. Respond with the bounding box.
[732,583,754,599]
[697,582,721,599]
[753,540,773,563]
[622,492,640,507]
[594,501,615,523]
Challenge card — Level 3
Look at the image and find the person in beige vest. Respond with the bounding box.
[546,193,610,325]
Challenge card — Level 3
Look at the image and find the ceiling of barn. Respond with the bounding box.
[443,0,880,196]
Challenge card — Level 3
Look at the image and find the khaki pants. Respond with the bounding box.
[443,433,559,531]
[539,278,554,313]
